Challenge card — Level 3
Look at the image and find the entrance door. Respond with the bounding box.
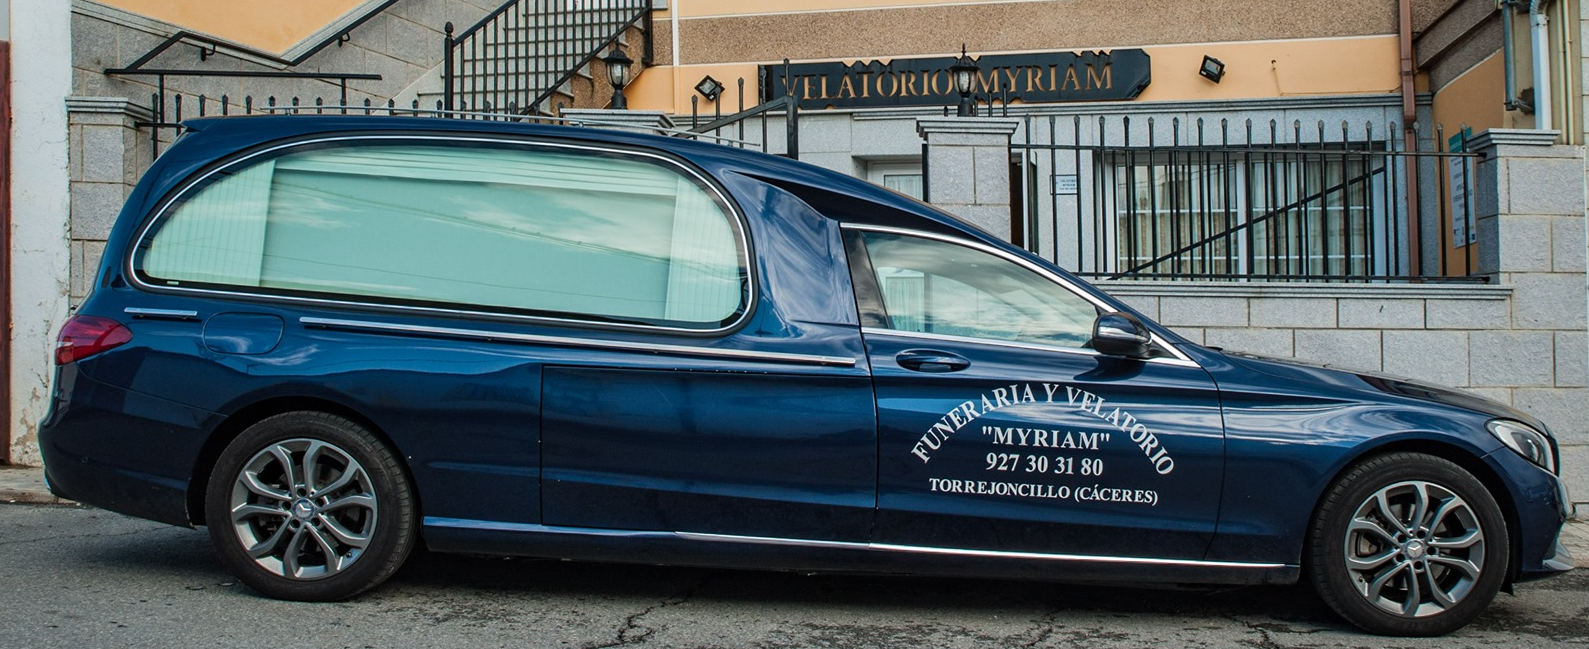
[845,227,1225,559]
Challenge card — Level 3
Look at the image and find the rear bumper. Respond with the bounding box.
[39,366,219,527]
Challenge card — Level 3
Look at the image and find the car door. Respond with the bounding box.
[539,173,877,543]
[845,226,1226,560]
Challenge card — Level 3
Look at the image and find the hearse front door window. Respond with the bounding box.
[857,231,1098,349]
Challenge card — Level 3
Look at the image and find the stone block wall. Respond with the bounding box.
[1105,283,1586,476]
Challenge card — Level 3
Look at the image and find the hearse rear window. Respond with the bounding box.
[135,142,748,330]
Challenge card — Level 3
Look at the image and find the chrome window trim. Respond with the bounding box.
[301,316,857,368]
[861,327,1200,369]
[123,307,200,320]
[126,134,757,337]
[423,517,1285,570]
[843,224,1198,366]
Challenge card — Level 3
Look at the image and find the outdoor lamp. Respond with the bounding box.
[951,45,978,117]
[604,44,633,109]
[694,75,724,103]
[1199,55,1225,83]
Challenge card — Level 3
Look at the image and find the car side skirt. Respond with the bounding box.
[423,517,1300,586]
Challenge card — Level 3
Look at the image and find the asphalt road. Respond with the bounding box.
[4,504,1588,649]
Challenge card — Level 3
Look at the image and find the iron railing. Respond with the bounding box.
[674,63,800,159]
[444,0,652,115]
[139,94,797,157]
[1008,115,1481,283]
[104,12,396,160]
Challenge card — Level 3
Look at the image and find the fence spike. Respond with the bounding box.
[221,94,230,116]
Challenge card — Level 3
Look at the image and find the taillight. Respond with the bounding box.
[55,315,132,365]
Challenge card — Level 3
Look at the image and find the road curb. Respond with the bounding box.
[0,467,77,506]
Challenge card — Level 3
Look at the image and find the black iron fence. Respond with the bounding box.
[1010,115,1481,283]
[444,0,651,116]
[141,86,799,158]
[674,64,800,159]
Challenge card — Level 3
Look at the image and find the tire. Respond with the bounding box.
[205,412,418,601]
[1306,452,1509,636]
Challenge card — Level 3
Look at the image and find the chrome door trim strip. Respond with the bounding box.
[123,307,201,320]
[842,224,1199,366]
[302,316,857,368]
[422,518,1285,570]
[125,133,757,337]
[860,327,1201,369]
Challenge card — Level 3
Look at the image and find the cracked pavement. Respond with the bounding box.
[4,504,1589,648]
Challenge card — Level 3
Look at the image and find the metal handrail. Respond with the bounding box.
[105,0,401,73]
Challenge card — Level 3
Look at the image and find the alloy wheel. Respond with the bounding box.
[228,438,379,580]
[1342,480,1485,618]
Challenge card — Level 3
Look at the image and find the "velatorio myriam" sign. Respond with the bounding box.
[761,50,1151,110]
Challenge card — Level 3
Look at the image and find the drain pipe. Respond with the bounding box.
[1529,0,1553,130]
[1503,1,1519,110]
[1399,0,1422,275]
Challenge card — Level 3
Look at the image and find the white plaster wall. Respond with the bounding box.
[9,0,74,465]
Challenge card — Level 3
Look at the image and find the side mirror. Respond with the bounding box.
[1091,312,1152,359]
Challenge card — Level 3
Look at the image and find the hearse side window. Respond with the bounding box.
[859,232,1098,348]
[136,142,746,329]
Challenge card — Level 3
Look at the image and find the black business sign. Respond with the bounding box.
[761,50,1150,110]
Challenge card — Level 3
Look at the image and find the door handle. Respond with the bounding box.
[896,349,970,373]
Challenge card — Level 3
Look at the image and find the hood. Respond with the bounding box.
[1218,349,1553,435]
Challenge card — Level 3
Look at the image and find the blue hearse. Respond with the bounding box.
[40,115,1571,635]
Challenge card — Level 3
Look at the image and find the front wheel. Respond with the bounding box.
[205,412,418,601]
[1306,452,1509,636]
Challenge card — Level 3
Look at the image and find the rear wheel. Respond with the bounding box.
[1306,452,1508,636]
[205,412,417,601]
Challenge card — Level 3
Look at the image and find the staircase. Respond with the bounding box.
[419,0,652,116]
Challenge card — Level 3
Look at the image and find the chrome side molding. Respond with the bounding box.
[301,317,857,368]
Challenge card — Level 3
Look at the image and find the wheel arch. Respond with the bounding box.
[186,396,415,527]
[1303,436,1522,584]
